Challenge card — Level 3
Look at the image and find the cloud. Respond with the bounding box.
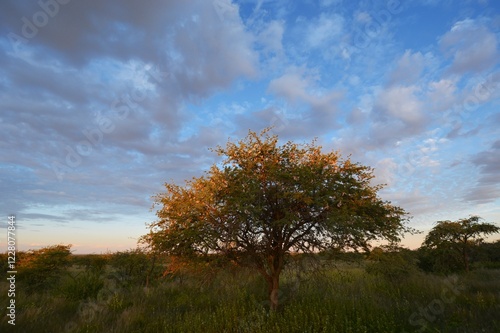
[0,0,260,228]
[268,70,314,102]
[465,140,500,203]
[374,85,424,125]
[22,213,68,222]
[373,158,398,187]
[256,20,285,55]
[368,85,427,146]
[304,13,344,49]
[1,0,499,251]
[1,0,257,96]
[0,0,258,151]
[267,68,343,136]
[388,50,425,86]
[426,78,458,112]
[347,107,367,125]
[440,18,499,74]
[445,123,480,140]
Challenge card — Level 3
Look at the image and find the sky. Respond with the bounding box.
[1,0,499,254]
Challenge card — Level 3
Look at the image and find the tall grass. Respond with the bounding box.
[1,262,499,332]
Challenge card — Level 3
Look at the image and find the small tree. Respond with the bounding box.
[143,129,411,310]
[422,216,499,272]
[366,246,417,282]
[109,248,159,287]
[17,244,72,289]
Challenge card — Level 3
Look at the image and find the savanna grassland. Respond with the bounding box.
[1,247,499,333]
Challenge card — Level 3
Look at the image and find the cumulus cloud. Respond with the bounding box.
[388,50,426,86]
[304,12,344,48]
[374,85,424,125]
[256,20,285,55]
[1,0,499,250]
[426,78,458,112]
[465,140,500,203]
[267,68,343,136]
[440,18,499,74]
[0,0,258,224]
[368,85,426,146]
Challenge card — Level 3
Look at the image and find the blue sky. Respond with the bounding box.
[1,0,499,253]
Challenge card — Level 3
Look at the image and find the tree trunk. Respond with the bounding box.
[145,252,157,288]
[463,238,470,272]
[463,248,469,272]
[268,273,280,311]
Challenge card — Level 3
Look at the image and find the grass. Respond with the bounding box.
[1,260,499,332]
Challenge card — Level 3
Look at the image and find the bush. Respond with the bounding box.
[17,244,72,290]
[72,254,109,274]
[365,246,418,281]
[416,247,463,274]
[59,271,104,301]
[108,248,159,286]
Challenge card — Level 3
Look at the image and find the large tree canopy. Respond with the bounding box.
[143,129,411,310]
[422,216,499,272]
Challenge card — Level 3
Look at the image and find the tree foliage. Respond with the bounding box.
[17,244,72,289]
[109,248,160,287]
[474,240,500,269]
[366,246,418,282]
[143,129,411,310]
[422,216,499,272]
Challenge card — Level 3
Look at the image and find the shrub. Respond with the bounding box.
[365,246,418,282]
[17,244,72,290]
[72,254,109,274]
[108,248,159,286]
[59,271,104,301]
[416,247,463,274]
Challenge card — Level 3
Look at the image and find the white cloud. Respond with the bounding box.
[374,85,424,125]
[427,78,458,112]
[1,0,499,252]
[459,71,500,111]
[305,13,344,48]
[267,68,342,113]
[257,20,285,55]
[0,0,260,230]
[373,158,397,187]
[465,140,500,203]
[440,18,499,74]
[388,50,425,85]
[267,67,343,135]
[268,71,313,103]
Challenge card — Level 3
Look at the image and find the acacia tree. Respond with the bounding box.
[422,216,499,272]
[143,129,410,310]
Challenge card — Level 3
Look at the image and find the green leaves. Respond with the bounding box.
[145,128,411,309]
[147,128,410,260]
[424,216,499,249]
[17,244,73,290]
[422,216,500,272]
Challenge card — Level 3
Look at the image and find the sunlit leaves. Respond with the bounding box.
[144,128,411,309]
